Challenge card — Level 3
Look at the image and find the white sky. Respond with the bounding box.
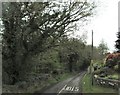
[0,0,119,52]
[84,0,120,52]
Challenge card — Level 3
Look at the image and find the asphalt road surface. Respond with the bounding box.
[41,71,86,94]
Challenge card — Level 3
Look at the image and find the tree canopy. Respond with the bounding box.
[115,31,120,52]
[98,39,109,59]
[2,1,96,84]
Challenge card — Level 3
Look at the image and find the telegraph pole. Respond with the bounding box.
[92,30,93,59]
[90,30,93,88]
[91,30,93,85]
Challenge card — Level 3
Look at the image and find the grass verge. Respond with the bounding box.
[3,72,77,93]
[33,72,77,93]
[82,73,118,94]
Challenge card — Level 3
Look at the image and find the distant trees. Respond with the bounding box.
[2,1,95,84]
[115,31,120,52]
[98,39,109,59]
[58,38,91,72]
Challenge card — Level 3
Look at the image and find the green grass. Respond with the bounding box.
[57,72,76,81]
[102,72,119,80]
[47,72,75,84]
[82,73,118,94]
[107,74,119,80]
[32,72,77,92]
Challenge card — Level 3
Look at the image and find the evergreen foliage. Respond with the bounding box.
[115,31,120,52]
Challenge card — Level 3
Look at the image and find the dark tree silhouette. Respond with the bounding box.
[115,31,120,52]
[2,2,95,84]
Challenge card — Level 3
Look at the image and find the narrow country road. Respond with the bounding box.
[40,71,86,94]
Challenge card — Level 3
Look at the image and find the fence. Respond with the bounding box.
[93,75,120,89]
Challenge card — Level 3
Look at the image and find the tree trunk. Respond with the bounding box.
[14,50,29,83]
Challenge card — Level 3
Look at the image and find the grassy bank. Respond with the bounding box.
[3,72,77,93]
[34,72,77,92]
[82,73,118,94]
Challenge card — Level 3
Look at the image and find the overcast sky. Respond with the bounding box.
[0,0,119,52]
[84,0,120,52]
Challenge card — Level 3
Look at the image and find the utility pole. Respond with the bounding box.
[90,30,93,88]
[91,30,94,86]
[92,30,93,59]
